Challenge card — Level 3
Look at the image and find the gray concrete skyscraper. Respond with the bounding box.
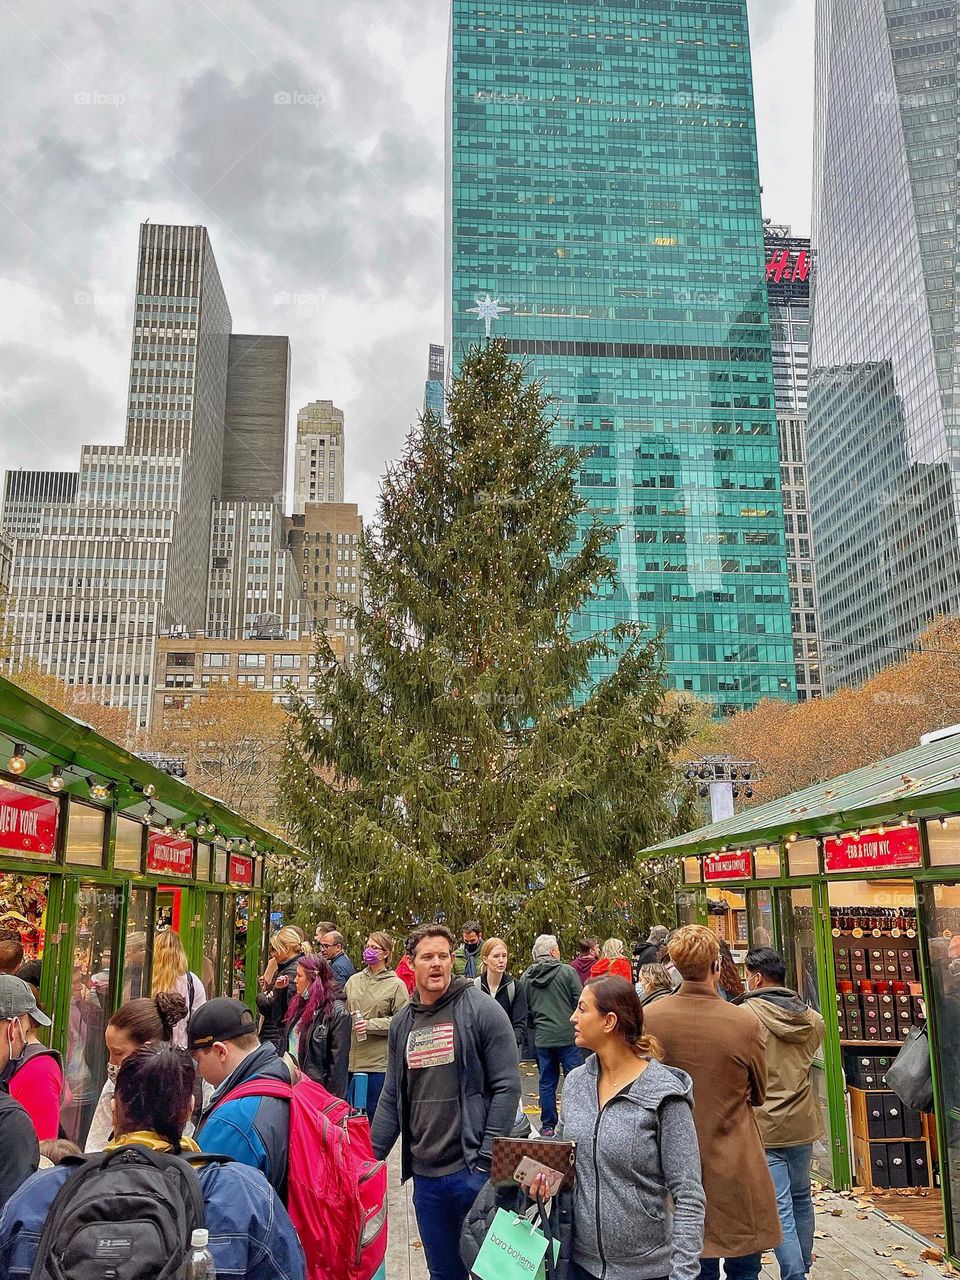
[5,224,309,729]
[293,401,344,513]
[809,0,960,689]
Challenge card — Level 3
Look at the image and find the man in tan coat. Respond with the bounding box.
[643,925,782,1280]
[738,947,825,1280]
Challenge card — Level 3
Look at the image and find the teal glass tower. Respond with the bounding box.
[445,0,796,713]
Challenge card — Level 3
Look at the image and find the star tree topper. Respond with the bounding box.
[467,294,511,337]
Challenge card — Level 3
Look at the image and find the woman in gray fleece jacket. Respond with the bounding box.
[553,975,705,1280]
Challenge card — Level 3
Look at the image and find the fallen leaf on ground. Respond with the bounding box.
[814,1232,828,1239]
[921,1251,945,1264]
[830,1209,844,1217]
[893,1266,919,1278]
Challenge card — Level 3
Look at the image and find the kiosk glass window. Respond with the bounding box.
[123,888,153,1000]
[64,883,120,1147]
[196,842,212,882]
[787,838,819,876]
[926,817,960,867]
[66,802,106,867]
[747,888,775,949]
[754,844,781,879]
[203,893,223,999]
[919,882,960,1253]
[0,872,48,961]
[114,816,143,872]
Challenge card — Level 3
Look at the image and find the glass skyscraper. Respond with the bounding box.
[446,0,795,713]
[809,0,960,690]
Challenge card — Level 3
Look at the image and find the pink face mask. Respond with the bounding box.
[363,948,382,966]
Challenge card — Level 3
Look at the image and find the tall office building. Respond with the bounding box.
[2,472,78,540]
[764,225,822,702]
[285,502,362,663]
[6,224,307,728]
[221,335,291,504]
[446,1,795,713]
[293,401,344,513]
[809,0,960,689]
[424,344,445,418]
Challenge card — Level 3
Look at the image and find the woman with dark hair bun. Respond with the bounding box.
[0,1043,306,1280]
[536,976,706,1280]
[84,991,188,1152]
[285,953,351,1096]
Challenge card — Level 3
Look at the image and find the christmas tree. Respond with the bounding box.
[278,341,692,952]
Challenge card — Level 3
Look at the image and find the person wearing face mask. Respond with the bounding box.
[0,987,39,1212]
[344,931,409,1119]
[0,973,61,1141]
[83,990,188,1152]
[475,937,527,1052]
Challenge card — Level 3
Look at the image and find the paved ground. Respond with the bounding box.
[383,1062,956,1280]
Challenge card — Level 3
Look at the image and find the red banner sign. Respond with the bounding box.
[824,826,922,873]
[703,849,752,882]
[228,854,253,886]
[147,833,194,877]
[0,783,58,857]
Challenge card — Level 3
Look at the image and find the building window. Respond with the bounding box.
[201,653,230,668]
[166,652,194,668]
[237,674,265,688]
[274,654,300,669]
[238,654,266,669]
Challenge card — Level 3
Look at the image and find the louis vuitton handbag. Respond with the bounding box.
[490,1136,577,1192]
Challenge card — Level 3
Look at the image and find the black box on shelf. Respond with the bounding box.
[871,1144,890,1189]
[883,1097,904,1138]
[901,1105,923,1139]
[907,1141,929,1186]
[866,1092,887,1139]
[887,1142,909,1188]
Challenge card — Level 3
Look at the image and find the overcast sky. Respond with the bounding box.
[0,0,814,524]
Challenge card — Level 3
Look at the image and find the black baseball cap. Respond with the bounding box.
[187,997,257,1050]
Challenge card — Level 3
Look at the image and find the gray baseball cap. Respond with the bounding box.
[0,973,51,1026]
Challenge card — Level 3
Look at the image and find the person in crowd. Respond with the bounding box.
[122,929,148,1000]
[716,938,745,1002]
[285,953,351,1096]
[476,937,528,1052]
[658,936,682,991]
[0,974,61,1141]
[152,927,206,1048]
[637,963,674,1007]
[521,934,583,1138]
[643,926,781,1280]
[371,923,520,1280]
[546,976,705,1280]
[0,936,24,975]
[344,931,409,1119]
[85,990,188,1151]
[634,924,670,970]
[191,997,292,1194]
[453,920,484,978]
[317,929,357,989]
[38,1138,81,1164]
[570,937,599,985]
[60,965,105,1145]
[15,958,41,996]
[313,920,337,947]
[738,947,825,1280]
[590,938,633,982]
[0,1042,305,1280]
[395,950,417,996]
[0,1003,39,1213]
[256,926,304,1051]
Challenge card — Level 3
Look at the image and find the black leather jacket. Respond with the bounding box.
[296,998,351,1098]
[256,954,301,1052]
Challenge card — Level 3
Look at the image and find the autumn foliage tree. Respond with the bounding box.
[717,616,960,805]
[9,661,133,745]
[278,342,693,953]
[148,680,288,827]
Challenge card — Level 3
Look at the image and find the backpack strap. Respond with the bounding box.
[473,976,482,990]
[211,1078,294,1112]
[187,975,196,1016]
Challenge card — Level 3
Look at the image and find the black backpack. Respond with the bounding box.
[29,1145,227,1280]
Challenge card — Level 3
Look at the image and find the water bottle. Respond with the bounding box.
[188,1228,216,1280]
[353,1009,367,1041]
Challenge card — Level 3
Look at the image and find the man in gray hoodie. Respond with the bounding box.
[371,923,520,1280]
[738,947,825,1280]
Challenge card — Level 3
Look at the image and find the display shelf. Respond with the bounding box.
[840,1039,904,1048]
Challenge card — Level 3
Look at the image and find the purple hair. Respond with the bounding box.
[285,954,339,1033]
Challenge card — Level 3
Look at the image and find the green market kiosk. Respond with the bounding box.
[647,730,960,1261]
[0,676,301,1148]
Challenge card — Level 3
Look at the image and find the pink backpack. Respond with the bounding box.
[216,1075,387,1280]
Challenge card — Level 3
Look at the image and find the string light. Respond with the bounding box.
[7,745,27,775]
[47,766,65,793]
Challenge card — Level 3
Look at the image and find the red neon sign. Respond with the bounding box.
[824,826,921,873]
[228,854,253,886]
[766,249,809,284]
[0,784,58,857]
[703,849,752,882]
[146,833,194,877]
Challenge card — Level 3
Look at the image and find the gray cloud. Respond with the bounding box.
[0,0,810,524]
